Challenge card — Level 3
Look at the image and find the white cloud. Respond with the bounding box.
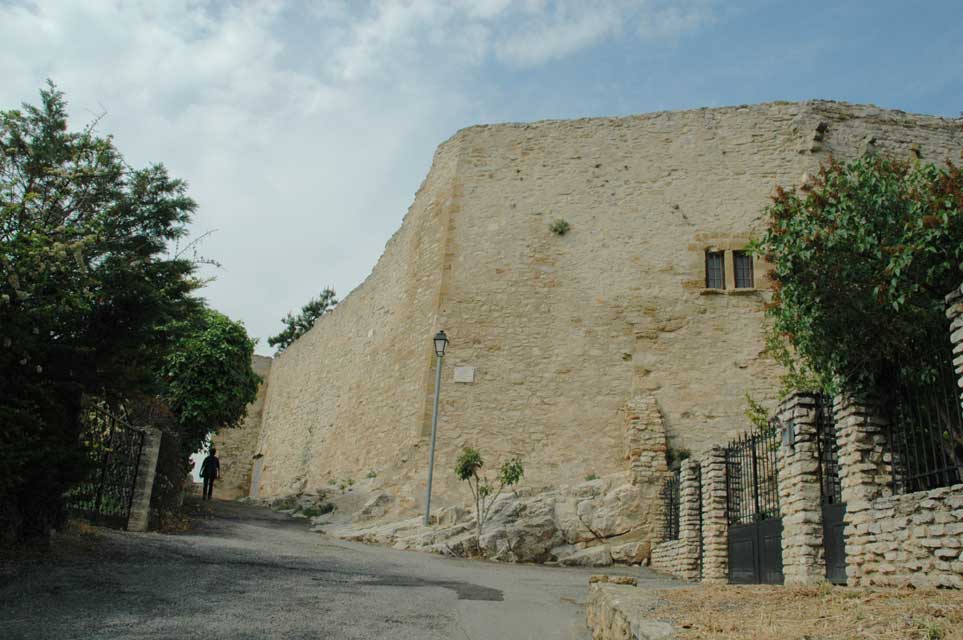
[0,0,717,353]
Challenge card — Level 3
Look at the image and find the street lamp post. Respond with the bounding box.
[423,330,449,526]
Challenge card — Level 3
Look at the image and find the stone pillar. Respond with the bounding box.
[776,393,825,585]
[835,396,892,586]
[127,426,162,533]
[948,284,963,407]
[678,459,703,581]
[700,446,728,583]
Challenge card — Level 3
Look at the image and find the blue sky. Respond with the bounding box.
[2,1,961,355]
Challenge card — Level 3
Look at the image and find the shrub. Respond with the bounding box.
[454,447,524,538]
[549,219,571,236]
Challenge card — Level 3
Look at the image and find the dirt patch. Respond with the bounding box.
[654,584,963,640]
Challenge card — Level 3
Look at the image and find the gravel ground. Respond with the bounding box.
[0,498,676,640]
[654,584,963,640]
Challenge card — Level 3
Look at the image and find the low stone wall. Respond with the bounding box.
[846,483,963,589]
[650,539,687,578]
[650,460,701,581]
[585,577,674,640]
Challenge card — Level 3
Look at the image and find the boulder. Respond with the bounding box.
[559,545,613,567]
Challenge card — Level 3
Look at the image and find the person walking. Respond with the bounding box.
[200,448,220,500]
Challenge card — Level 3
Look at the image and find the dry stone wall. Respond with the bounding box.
[650,459,702,581]
[253,101,963,526]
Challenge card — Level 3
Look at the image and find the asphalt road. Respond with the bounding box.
[0,499,676,640]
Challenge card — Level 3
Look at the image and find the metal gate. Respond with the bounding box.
[815,394,847,584]
[65,403,145,529]
[726,422,784,584]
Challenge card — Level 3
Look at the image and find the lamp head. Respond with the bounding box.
[433,330,449,357]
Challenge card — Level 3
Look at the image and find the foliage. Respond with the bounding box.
[268,288,337,353]
[0,83,203,542]
[744,393,770,431]
[584,473,599,481]
[299,502,334,518]
[162,309,260,456]
[454,447,524,538]
[0,83,258,543]
[754,156,963,396]
[549,219,571,236]
[665,446,691,472]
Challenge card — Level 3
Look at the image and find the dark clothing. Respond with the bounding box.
[200,455,220,479]
[200,454,220,500]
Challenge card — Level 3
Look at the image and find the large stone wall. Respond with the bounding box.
[212,355,273,500]
[254,101,963,519]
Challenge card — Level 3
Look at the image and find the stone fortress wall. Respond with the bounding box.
[249,101,963,524]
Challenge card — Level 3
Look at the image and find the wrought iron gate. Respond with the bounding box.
[65,403,145,529]
[815,394,847,584]
[726,422,783,584]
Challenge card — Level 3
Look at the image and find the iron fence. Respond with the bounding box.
[661,471,680,541]
[815,393,843,505]
[888,346,963,494]
[725,421,780,525]
[65,401,145,529]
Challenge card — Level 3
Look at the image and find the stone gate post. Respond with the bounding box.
[678,459,703,581]
[127,426,162,533]
[700,446,728,583]
[775,393,824,585]
[834,396,892,586]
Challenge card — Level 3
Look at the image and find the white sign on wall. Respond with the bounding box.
[454,366,475,383]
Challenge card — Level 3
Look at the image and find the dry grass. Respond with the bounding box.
[654,584,963,640]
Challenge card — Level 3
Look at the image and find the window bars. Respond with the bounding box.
[725,421,781,525]
[733,251,754,289]
[705,251,725,289]
[662,471,681,541]
[814,393,843,505]
[889,346,963,494]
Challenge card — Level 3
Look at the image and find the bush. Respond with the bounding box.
[549,219,571,236]
[454,447,524,537]
[755,156,963,395]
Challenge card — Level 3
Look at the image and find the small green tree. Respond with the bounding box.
[454,447,523,538]
[268,288,337,353]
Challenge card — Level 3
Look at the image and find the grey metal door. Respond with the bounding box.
[816,394,847,584]
[725,423,784,585]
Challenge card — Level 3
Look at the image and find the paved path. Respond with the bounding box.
[0,499,677,640]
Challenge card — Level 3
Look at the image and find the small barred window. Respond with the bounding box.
[705,251,725,289]
[734,251,754,288]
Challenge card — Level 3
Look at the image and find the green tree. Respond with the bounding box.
[454,447,523,539]
[268,288,337,352]
[162,309,260,456]
[755,156,963,396]
[0,83,255,543]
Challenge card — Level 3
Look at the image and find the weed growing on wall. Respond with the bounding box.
[549,219,571,236]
